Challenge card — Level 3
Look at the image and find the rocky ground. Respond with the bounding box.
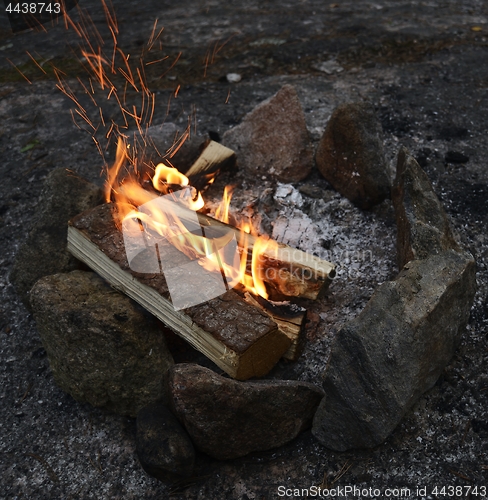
[0,0,487,498]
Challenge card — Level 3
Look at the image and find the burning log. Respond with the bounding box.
[242,292,306,361]
[171,203,335,300]
[67,203,292,380]
[105,137,335,301]
[184,140,236,190]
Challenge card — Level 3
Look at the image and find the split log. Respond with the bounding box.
[193,209,335,300]
[185,140,236,190]
[67,203,291,380]
[242,292,306,361]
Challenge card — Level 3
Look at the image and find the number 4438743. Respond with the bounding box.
[5,3,61,14]
[431,485,487,496]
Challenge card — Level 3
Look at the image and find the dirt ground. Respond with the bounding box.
[0,1,487,498]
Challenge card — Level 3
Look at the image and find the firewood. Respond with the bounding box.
[188,209,335,300]
[113,181,334,300]
[184,140,236,190]
[242,291,306,361]
[67,203,292,380]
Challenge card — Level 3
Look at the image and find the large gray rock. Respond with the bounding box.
[315,102,390,209]
[312,249,476,451]
[30,271,174,417]
[222,85,314,182]
[136,401,195,481]
[169,364,324,460]
[10,168,103,309]
[392,147,461,269]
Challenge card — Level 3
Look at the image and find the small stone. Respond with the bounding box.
[222,85,314,183]
[392,147,460,269]
[226,72,242,83]
[312,59,344,75]
[312,249,476,451]
[136,401,195,480]
[298,184,324,198]
[30,271,174,417]
[10,168,103,309]
[169,364,324,460]
[315,102,390,209]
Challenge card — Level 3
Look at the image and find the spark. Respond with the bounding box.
[158,51,182,79]
[145,56,169,66]
[6,59,32,84]
[167,127,190,158]
[70,109,82,129]
[99,107,106,126]
[74,108,96,131]
[106,122,115,139]
[147,19,159,48]
[26,51,47,75]
[76,77,99,107]
[101,0,118,35]
[166,92,173,116]
[117,48,139,91]
[92,135,104,157]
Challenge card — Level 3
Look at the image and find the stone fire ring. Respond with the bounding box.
[25,95,477,474]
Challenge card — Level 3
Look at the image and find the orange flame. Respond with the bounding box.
[106,137,273,300]
[153,163,189,188]
[214,185,233,224]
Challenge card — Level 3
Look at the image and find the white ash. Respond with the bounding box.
[208,182,397,385]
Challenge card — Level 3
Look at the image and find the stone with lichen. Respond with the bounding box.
[392,146,460,269]
[30,270,174,417]
[10,168,103,309]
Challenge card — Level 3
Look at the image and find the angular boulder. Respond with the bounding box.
[136,401,195,480]
[10,168,103,309]
[169,364,324,460]
[315,102,390,209]
[30,271,174,417]
[312,249,476,451]
[392,146,460,268]
[222,85,314,182]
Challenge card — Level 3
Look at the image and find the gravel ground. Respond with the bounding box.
[0,1,487,498]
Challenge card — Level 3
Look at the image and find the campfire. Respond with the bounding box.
[67,134,335,379]
[9,0,477,486]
